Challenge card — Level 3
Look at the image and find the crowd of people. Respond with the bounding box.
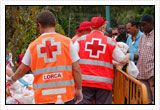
[106,14,154,104]
[6,10,154,104]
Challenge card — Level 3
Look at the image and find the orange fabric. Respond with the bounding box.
[29,33,75,104]
[78,31,116,91]
[117,44,122,48]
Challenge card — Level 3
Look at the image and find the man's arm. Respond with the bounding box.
[72,61,82,89]
[71,40,83,104]
[72,60,83,104]
[71,40,82,89]
[10,63,30,82]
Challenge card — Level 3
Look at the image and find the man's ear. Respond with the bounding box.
[38,23,42,29]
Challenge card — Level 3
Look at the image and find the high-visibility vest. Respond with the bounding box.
[29,33,75,104]
[72,34,81,43]
[78,31,116,91]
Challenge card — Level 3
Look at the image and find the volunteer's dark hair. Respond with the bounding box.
[36,10,56,28]
[127,20,138,28]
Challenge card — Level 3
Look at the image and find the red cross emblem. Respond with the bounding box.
[85,38,106,58]
[37,38,61,63]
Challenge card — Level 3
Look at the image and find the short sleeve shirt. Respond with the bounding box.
[22,32,79,66]
[136,30,154,79]
[126,30,143,62]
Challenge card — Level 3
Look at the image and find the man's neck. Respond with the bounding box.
[132,29,139,38]
[146,27,153,34]
[91,30,104,34]
[120,33,127,38]
[41,27,55,34]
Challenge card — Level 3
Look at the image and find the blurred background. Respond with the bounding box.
[5,5,154,71]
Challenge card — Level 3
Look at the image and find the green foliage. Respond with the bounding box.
[6,6,154,70]
[6,6,41,70]
[110,6,155,28]
[55,22,65,35]
[60,6,106,38]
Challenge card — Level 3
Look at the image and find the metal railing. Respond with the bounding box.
[113,65,148,104]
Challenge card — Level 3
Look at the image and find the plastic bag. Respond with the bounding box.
[128,61,139,78]
[22,74,34,85]
[117,42,129,54]
[6,83,35,104]
[21,87,34,104]
[6,74,35,104]
[6,96,20,104]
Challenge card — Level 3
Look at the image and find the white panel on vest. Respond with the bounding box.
[37,37,61,63]
[85,38,106,58]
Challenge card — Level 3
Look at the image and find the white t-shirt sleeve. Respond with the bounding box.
[73,40,79,53]
[112,45,126,62]
[22,41,80,66]
[71,41,80,63]
[22,46,31,66]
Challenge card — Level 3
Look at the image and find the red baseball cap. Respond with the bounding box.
[76,21,91,32]
[91,17,109,29]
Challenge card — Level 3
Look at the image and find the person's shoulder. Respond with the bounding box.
[72,36,77,40]
[126,34,132,42]
[107,36,113,41]
[56,33,71,40]
[77,34,87,42]
[127,34,132,39]
[139,33,145,42]
[106,37,117,46]
[138,30,143,36]
[141,33,145,38]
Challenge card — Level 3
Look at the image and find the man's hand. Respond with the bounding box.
[120,53,130,65]
[7,63,31,85]
[134,54,139,61]
[75,88,83,104]
[7,76,16,84]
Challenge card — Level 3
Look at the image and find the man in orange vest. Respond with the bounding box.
[74,17,130,104]
[7,10,83,104]
[72,21,91,43]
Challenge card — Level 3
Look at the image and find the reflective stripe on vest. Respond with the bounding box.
[33,79,74,89]
[107,38,116,46]
[42,88,66,95]
[32,65,72,75]
[79,59,113,69]
[82,74,113,84]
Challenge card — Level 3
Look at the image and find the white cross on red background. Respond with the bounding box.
[85,38,106,58]
[37,37,61,63]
